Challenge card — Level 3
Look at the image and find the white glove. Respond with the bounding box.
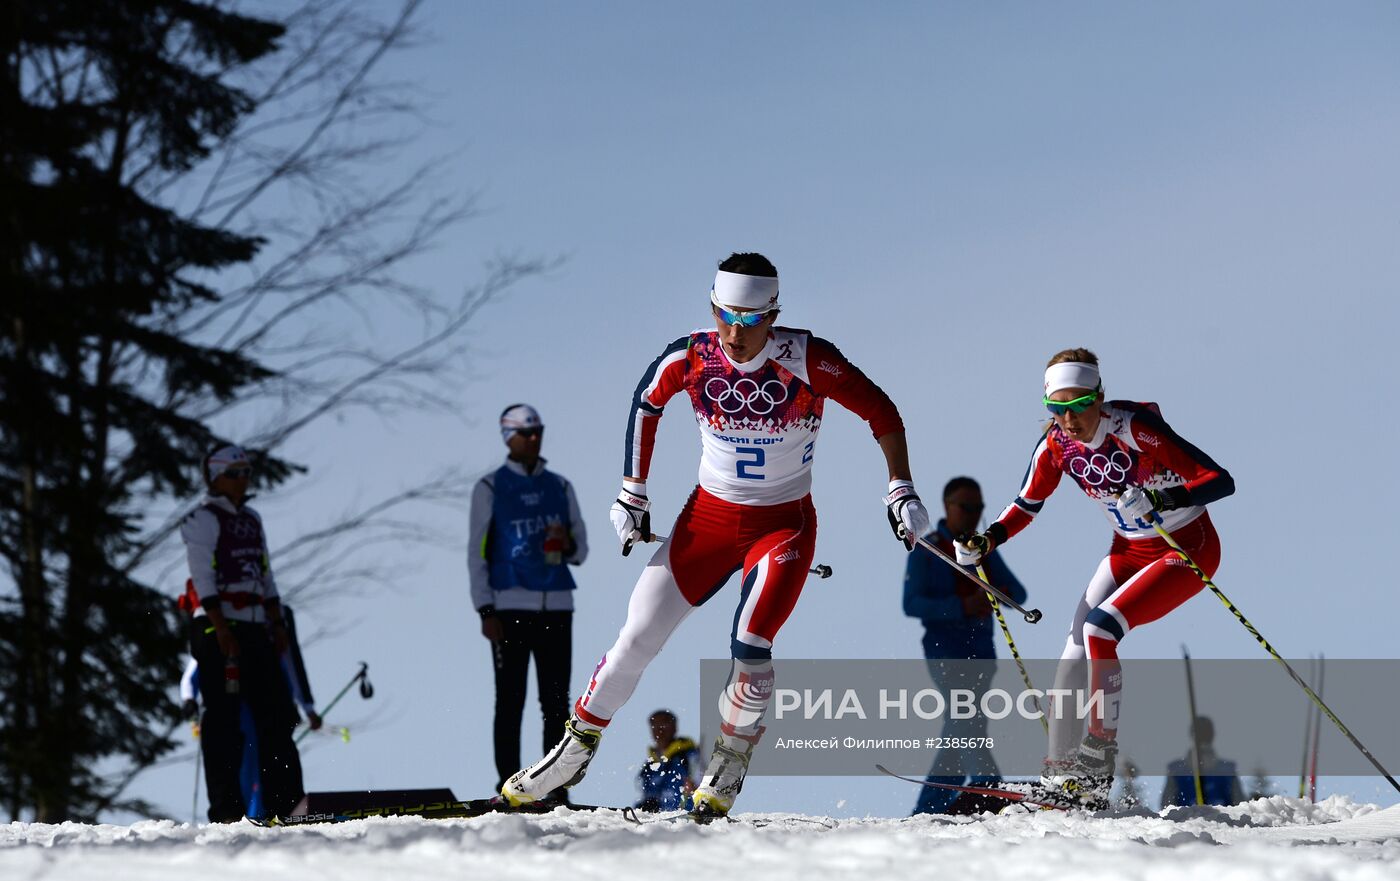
[884,480,932,544]
[1116,486,1160,525]
[955,533,993,566]
[609,481,652,556]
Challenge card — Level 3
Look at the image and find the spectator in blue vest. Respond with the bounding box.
[636,709,700,812]
[469,404,589,792]
[903,476,1027,815]
[1162,716,1244,807]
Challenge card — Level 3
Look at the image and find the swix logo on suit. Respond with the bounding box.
[624,328,903,506]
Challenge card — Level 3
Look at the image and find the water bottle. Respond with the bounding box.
[224,657,240,694]
[543,523,566,566]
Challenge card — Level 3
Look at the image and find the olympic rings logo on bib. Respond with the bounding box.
[231,517,259,540]
[704,376,788,415]
[1068,450,1132,487]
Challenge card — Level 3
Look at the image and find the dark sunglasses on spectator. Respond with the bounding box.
[514,427,544,439]
[223,467,252,479]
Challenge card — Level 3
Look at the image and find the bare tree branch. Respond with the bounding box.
[211,0,422,229]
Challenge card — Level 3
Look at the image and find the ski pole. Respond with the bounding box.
[1182,646,1205,806]
[1308,656,1325,801]
[1298,655,1316,799]
[909,533,1042,623]
[1149,515,1400,793]
[192,729,202,824]
[297,662,372,744]
[644,532,828,574]
[977,564,1047,731]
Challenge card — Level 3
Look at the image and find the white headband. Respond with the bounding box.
[711,270,779,312]
[206,444,250,482]
[500,403,543,443]
[1044,362,1101,396]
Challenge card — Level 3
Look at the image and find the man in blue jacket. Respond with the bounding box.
[1161,716,1244,807]
[903,476,1026,815]
[470,404,588,793]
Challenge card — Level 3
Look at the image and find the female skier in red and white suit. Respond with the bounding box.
[956,347,1234,808]
[502,252,930,817]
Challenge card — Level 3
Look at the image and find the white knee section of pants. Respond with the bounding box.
[1047,555,1119,761]
[578,550,694,723]
[1047,653,1086,762]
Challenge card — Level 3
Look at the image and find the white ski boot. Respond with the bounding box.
[691,733,757,819]
[500,716,601,807]
[1037,733,1116,810]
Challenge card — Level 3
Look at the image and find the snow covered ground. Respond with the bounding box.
[5,797,1399,881]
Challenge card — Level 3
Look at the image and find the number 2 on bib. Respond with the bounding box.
[735,446,765,480]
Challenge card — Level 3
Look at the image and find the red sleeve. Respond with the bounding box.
[1130,411,1235,505]
[806,336,904,439]
[624,336,690,479]
[993,433,1064,541]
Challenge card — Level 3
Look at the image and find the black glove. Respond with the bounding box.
[182,699,199,721]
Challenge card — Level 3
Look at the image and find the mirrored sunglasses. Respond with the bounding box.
[1043,392,1099,416]
[714,305,771,328]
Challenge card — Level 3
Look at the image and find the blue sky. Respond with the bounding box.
[127,1,1400,819]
